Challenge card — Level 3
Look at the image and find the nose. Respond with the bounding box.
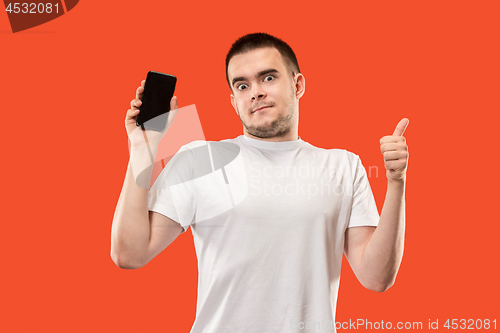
[250,83,266,101]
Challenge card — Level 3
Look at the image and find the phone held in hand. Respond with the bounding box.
[136,71,177,132]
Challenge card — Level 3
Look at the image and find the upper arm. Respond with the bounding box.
[344,226,376,278]
[141,211,184,266]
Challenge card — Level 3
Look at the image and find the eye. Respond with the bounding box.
[264,75,275,82]
[237,83,248,91]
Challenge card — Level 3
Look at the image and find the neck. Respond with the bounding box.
[243,129,299,142]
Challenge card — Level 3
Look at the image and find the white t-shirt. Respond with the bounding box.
[148,135,380,333]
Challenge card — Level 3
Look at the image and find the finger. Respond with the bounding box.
[385,160,407,171]
[380,135,406,145]
[380,142,407,153]
[383,150,408,161]
[125,108,140,121]
[136,80,146,100]
[170,96,178,111]
[393,118,409,136]
[130,98,142,109]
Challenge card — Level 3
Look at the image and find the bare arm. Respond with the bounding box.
[110,80,182,269]
[344,118,409,292]
[344,180,405,292]
[110,150,183,269]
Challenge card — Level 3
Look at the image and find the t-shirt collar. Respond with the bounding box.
[239,134,304,150]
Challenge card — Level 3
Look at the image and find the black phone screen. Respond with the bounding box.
[136,71,177,131]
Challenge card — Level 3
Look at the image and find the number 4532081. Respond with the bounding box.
[5,3,60,14]
[444,319,496,330]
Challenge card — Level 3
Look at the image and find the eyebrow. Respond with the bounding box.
[231,68,280,87]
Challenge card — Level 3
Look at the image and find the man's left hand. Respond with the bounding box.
[380,118,409,182]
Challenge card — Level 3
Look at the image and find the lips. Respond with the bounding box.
[252,106,272,113]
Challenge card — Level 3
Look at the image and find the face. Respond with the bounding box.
[228,47,305,139]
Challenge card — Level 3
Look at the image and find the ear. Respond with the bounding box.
[230,94,239,115]
[294,73,305,99]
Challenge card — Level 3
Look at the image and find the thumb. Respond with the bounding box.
[393,118,409,136]
[170,96,178,111]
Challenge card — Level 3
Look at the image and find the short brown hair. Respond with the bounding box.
[225,32,301,90]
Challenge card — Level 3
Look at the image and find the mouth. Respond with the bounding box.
[252,106,272,113]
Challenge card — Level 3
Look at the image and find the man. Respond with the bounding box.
[111,32,409,332]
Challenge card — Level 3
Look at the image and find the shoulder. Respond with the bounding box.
[178,140,210,151]
[175,138,241,164]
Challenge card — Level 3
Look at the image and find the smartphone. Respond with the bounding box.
[136,71,177,131]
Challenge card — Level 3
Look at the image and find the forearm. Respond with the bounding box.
[110,146,157,269]
[361,179,406,290]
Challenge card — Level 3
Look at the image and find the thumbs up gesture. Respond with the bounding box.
[380,118,409,182]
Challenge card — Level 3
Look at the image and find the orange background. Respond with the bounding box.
[1,1,499,332]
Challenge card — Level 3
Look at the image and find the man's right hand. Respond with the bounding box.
[125,79,179,149]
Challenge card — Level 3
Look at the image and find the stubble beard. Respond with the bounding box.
[237,86,297,139]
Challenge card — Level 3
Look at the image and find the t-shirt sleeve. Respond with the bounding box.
[347,154,380,228]
[148,145,197,234]
[148,178,189,234]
